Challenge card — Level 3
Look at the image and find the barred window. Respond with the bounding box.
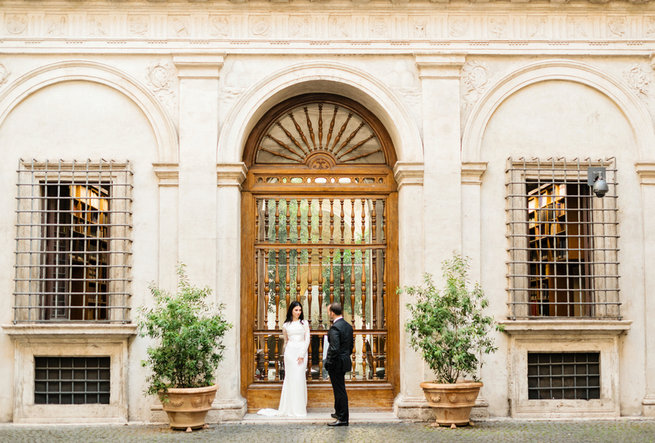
[34,356,111,404]
[506,158,619,319]
[14,160,132,322]
[528,352,600,400]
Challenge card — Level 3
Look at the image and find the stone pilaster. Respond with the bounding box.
[152,163,179,291]
[173,55,224,288]
[213,162,248,420]
[636,162,655,416]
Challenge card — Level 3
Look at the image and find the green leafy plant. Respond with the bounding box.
[139,264,232,396]
[401,254,502,384]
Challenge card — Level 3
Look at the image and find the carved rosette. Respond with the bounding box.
[0,63,10,87]
[624,64,650,97]
[462,61,489,112]
[146,61,178,120]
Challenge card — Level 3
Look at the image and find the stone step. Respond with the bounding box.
[242,411,401,424]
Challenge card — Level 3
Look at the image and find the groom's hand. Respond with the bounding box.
[297,357,304,365]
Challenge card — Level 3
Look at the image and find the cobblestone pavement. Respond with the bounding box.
[2,420,655,443]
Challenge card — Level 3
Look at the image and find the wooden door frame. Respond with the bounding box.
[239,93,399,411]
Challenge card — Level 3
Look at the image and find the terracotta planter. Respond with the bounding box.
[159,385,218,431]
[420,381,482,427]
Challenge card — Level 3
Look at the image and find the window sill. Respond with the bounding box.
[2,323,137,341]
[499,319,631,337]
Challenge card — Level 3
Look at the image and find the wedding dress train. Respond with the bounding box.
[257,320,310,417]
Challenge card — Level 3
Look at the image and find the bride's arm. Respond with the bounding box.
[282,323,288,352]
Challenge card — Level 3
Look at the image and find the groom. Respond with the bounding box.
[324,302,353,427]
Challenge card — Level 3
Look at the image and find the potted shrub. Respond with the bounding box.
[400,254,502,428]
[139,264,232,432]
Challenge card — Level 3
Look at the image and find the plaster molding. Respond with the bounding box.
[153,162,180,187]
[636,162,655,185]
[216,61,422,165]
[173,55,225,79]
[462,59,655,162]
[393,161,424,188]
[216,162,248,187]
[0,59,179,163]
[3,8,655,46]
[415,54,466,80]
[461,161,487,185]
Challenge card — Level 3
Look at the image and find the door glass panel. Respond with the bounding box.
[253,197,387,383]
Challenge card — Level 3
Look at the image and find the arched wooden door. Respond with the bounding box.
[240,93,398,410]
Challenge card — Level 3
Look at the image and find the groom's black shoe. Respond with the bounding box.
[330,413,338,419]
[327,420,348,427]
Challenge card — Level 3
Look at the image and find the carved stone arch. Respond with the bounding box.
[217,61,422,166]
[462,59,655,162]
[0,60,178,163]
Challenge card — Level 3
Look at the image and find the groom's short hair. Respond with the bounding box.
[329,303,343,316]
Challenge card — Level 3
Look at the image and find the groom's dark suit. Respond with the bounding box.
[324,317,354,423]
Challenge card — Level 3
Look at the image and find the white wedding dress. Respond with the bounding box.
[257,320,310,417]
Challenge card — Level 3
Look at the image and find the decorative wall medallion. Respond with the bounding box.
[567,17,589,38]
[146,61,177,118]
[250,16,271,37]
[488,17,508,39]
[169,16,189,37]
[370,17,390,39]
[462,61,489,109]
[0,64,10,87]
[329,16,351,38]
[623,65,650,96]
[46,15,67,36]
[289,15,312,39]
[6,14,28,35]
[449,17,468,38]
[209,16,229,38]
[410,17,427,39]
[88,15,109,36]
[527,16,547,39]
[128,16,149,36]
[607,17,627,37]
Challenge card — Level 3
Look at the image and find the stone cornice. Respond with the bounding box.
[217,162,247,188]
[173,55,224,79]
[153,162,179,187]
[415,54,466,79]
[636,162,655,185]
[393,161,424,188]
[461,161,487,185]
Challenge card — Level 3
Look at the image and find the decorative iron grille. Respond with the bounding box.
[14,160,132,323]
[528,352,600,400]
[506,158,619,319]
[34,356,111,404]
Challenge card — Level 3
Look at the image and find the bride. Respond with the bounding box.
[258,301,310,417]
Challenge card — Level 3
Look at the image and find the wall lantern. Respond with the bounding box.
[587,167,609,198]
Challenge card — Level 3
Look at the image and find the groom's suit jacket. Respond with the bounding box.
[324,318,354,374]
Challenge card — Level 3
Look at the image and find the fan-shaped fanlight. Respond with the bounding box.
[255,103,385,168]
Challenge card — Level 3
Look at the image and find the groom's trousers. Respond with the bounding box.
[328,369,348,422]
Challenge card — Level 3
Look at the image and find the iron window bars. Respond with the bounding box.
[34,356,111,404]
[14,160,132,323]
[527,352,600,400]
[506,158,619,319]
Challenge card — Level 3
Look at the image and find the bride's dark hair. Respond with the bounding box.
[284,301,305,325]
